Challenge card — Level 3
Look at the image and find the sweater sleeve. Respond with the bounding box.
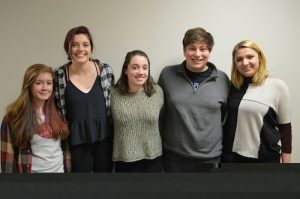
[278,123,292,153]
[277,79,291,124]
[276,79,292,153]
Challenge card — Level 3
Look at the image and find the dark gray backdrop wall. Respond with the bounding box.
[1,0,299,162]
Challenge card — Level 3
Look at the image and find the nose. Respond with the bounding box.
[137,68,144,74]
[195,49,201,56]
[41,83,47,89]
[77,44,84,51]
[242,58,249,66]
[137,70,143,76]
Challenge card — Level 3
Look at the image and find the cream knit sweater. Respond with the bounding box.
[111,85,164,162]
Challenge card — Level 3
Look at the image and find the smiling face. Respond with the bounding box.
[234,47,260,78]
[30,72,53,106]
[69,34,92,64]
[184,42,210,72]
[125,55,149,92]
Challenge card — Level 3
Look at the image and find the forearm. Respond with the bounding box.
[278,123,292,163]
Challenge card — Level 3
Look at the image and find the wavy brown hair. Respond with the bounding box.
[115,50,156,97]
[5,64,69,148]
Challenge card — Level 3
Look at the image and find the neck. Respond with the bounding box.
[70,60,92,75]
[33,102,45,116]
[128,85,144,93]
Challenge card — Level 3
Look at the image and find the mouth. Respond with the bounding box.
[241,67,252,72]
[74,53,86,58]
[192,58,204,64]
[135,76,146,81]
[136,77,145,81]
[39,92,50,95]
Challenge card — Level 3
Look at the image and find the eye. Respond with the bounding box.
[246,55,254,59]
[235,57,242,63]
[83,43,90,47]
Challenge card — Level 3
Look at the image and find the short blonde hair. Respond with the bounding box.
[231,40,268,89]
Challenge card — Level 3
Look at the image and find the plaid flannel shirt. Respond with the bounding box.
[1,116,71,173]
[54,59,114,120]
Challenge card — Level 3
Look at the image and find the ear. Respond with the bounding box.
[183,48,187,58]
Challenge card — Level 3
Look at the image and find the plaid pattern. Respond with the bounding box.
[54,59,115,120]
[1,116,71,173]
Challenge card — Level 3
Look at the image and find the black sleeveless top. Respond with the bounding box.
[65,63,111,145]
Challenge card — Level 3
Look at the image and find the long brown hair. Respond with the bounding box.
[115,50,156,97]
[6,64,69,148]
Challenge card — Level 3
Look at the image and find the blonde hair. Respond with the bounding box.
[231,40,268,88]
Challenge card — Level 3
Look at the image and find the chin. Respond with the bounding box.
[243,73,255,78]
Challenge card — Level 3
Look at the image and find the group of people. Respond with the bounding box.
[0,26,292,173]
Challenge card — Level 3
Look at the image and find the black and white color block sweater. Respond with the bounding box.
[223,77,291,160]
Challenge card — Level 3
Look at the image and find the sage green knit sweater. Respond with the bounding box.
[111,85,164,162]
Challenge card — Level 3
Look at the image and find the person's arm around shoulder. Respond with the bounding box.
[0,116,17,172]
[53,65,67,117]
[98,60,115,86]
[155,84,164,106]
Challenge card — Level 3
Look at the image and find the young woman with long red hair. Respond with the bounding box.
[1,64,70,173]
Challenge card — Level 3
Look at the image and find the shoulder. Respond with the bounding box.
[265,76,289,91]
[217,70,230,82]
[111,87,122,98]
[1,115,11,137]
[217,69,228,77]
[161,64,180,74]
[159,64,181,82]
[208,62,228,76]
[209,63,229,79]
[54,62,69,75]
[264,77,290,100]
[111,87,118,95]
[1,115,10,127]
[208,65,230,91]
[209,65,230,86]
[155,84,163,94]
[93,59,114,75]
[210,64,230,83]
[153,85,164,106]
[102,62,114,74]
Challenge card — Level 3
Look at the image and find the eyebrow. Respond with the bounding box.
[71,41,90,44]
[131,64,148,67]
